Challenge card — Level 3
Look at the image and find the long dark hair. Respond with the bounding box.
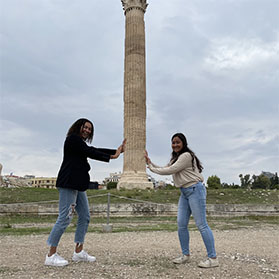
[170,133,203,173]
[67,118,94,143]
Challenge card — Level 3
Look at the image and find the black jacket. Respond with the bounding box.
[56,134,116,191]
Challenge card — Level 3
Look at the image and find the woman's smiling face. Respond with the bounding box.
[172,136,183,153]
[80,122,92,140]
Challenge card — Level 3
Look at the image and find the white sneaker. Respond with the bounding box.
[198,257,219,268]
[45,253,68,267]
[72,250,96,262]
[173,254,191,264]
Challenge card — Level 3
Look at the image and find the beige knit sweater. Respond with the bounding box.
[148,152,204,188]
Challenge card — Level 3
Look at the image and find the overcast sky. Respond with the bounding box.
[1,0,278,185]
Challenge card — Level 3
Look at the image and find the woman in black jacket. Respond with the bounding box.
[45,118,125,266]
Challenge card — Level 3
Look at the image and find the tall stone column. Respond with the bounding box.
[117,0,153,189]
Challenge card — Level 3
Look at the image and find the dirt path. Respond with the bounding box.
[0,226,278,278]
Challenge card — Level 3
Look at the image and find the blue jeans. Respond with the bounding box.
[47,188,90,247]
[177,182,216,258]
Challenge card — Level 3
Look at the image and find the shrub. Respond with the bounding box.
[165,184,176,190]
[207,175,221,189]
[107,182,117,190]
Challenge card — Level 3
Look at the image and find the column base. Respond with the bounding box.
[117,171,154,190]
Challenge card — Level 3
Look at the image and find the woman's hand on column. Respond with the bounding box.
[144,150,151,165]
[111,139,126,159]
[120,139,126,153]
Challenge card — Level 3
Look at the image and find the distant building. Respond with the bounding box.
[103,172,122,185]
[31,177,57,189]
[2,175,32,188]
[155,180,167,188]
[261,171,276,179]
[147,175,174,188]
[24,175,35,179]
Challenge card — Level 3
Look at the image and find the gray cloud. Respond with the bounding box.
[1,0,278,184]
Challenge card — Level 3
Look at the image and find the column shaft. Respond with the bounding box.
[118,1,153,189]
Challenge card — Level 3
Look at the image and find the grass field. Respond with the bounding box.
[0,187,278,205]
[0,215,278,236]
[0,187,278,236]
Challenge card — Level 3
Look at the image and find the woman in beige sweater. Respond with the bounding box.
[145,133,218,268]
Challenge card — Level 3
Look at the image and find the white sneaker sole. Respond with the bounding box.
[173,260,190,264]
[72,258,96,263]
[45,262,68,267]
[198,263,219,268]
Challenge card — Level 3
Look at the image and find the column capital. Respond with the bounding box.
[121,0,148,15]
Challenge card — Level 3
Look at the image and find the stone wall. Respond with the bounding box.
[0,203,278,217]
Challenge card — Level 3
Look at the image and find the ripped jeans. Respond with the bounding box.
[47,187,90,247]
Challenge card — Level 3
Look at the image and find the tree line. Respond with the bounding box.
[207,172,279,189]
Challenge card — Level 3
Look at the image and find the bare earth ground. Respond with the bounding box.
[0,226,278,279]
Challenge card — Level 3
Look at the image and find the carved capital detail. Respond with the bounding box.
[121,0,148,14]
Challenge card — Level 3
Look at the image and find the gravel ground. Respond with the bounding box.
[0,226,278,279]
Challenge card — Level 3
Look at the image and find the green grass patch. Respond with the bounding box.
[0,187,60,204]
[0,187,278,205]
[0,214,59,224]
[0,226,51,235]
[0,215,277,236]
[0,215,176,225]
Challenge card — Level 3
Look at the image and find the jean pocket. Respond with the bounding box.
[198,185,206,199]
